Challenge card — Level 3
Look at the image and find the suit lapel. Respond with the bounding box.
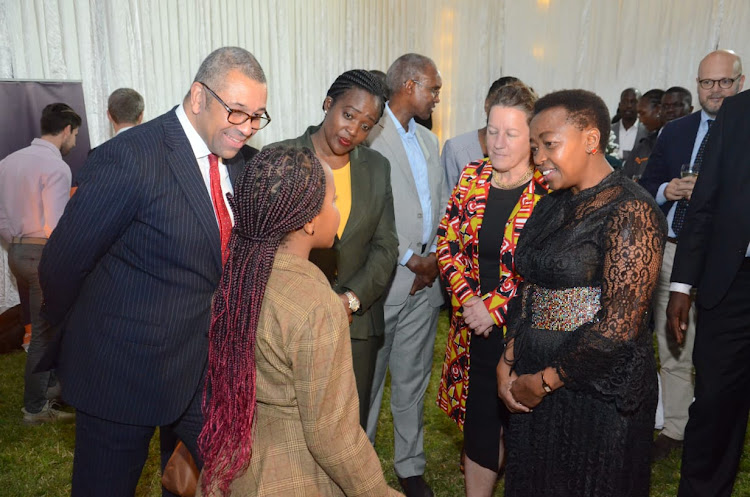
[377,116,419,197]
[162,111,222,269]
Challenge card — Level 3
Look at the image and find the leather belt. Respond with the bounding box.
[11,236,47,245]
[667,236,678,244]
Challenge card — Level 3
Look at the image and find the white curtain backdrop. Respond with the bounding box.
[1,0,748,148]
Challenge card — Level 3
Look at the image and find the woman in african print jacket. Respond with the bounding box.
[435,81,548,491]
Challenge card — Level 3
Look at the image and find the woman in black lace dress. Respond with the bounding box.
[497,90,666,497]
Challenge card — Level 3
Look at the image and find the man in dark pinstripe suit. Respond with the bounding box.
[38,47,269,497]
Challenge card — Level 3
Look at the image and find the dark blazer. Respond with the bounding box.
[267,126,398,340]
[671,91,750,309]
[640,111,701,215]
[39,107,254,425]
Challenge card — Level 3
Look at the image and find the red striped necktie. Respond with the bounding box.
[208,153,232,264]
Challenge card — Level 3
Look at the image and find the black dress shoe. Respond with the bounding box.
[652,433,683,461]
[398,475,434,497]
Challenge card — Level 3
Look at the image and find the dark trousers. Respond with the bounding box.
[351,334,384,429]
[71,383,204,497]
[678,265,750,497]
[8,243,53,412]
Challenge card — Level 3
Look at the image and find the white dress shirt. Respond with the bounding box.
[619,119,640,153]
[175,103,234,224]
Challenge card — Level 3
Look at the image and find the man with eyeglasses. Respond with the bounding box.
[38,47,269,496]
[640,49,744,463]
[365,53,448,497]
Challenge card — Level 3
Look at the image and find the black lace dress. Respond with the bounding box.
[504,172,666,497]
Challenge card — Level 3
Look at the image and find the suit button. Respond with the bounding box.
[417,213,423,219]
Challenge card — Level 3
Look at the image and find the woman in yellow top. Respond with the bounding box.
[267,70,398,427]
[197,146,401,496]
[436,82,548,496]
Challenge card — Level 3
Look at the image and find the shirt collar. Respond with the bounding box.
[699,109,714,127]
[385,102,416,137]
[31,138,62,158]
[175,102,211,160]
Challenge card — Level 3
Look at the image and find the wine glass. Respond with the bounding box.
[681,163,698,178]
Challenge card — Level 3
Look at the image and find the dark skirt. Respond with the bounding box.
[464,325,509,472]
[504,327,654,497]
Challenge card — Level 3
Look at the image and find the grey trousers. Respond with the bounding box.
[366,288,440,478]
[8,243,55,413]
[654,241,697,440]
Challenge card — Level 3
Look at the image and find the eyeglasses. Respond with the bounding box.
[411,79,441,99]
[698,76,742,90]
[199,82,271,130]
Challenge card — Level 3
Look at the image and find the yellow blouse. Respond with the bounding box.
[330,162,352,238]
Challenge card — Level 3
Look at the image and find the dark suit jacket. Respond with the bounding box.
[640,111,701,216]
[612,121,649,162]
[671,91,750,309]
[38,107,255,425]
[267,126,398,340]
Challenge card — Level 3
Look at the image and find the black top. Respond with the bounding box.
[478,182,528,295]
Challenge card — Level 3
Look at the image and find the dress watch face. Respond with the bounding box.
[346,291,360,312]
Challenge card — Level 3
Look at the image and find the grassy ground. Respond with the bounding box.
[1,310,749,496]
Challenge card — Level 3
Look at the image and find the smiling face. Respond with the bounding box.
[696,52,745,117]
[530,106,598,192]
[619,89,639,121]
[321,88,381,157]
[486,105,532,174]
[189,69,268,159]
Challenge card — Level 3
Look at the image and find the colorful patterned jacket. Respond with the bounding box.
[436,158,548,428]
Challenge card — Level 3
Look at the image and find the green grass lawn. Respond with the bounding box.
[1,310,749,496]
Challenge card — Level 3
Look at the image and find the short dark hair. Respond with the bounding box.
[486,81,538,123]
[108,88,144,124]
[40,103,82,135]
[641,88,665,107]
[665,86,693,107]
[385,53,436,96]
[325,70,387,120]
[193,47,266,92]
[534,89,611,151]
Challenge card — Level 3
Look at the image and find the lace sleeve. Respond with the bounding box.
[551,198,666,411]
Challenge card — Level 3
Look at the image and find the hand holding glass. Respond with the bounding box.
[680,163,698,179]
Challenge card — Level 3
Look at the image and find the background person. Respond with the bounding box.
[0,102,80,424]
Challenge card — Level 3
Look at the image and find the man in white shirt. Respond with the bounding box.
[38,47,268,496]
[0,102,81,424]
[612,87,648,162]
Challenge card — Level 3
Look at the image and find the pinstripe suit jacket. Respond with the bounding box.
[39,107,254,425]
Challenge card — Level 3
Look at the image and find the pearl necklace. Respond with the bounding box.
[491,168,533,190]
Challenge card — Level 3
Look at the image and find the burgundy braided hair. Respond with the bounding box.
[199,146,326,496]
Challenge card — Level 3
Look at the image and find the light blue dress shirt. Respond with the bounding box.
[384,103,435,266]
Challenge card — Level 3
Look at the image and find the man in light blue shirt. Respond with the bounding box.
[365,53,448,497]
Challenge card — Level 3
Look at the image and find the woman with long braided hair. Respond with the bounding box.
[197,146,400,496]
[267,69,398,428]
